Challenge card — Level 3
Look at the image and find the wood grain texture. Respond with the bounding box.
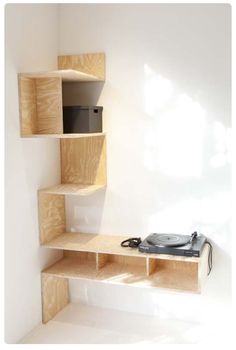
[147,258,158,276]
[40,184,105,196]
[97,253,109,270]
[43,256,147,287]
[35,77,63,134]
[20,69,101,82]
[18,76,63,135]
[18,76,37,136]
[64,250,96,264]
[58,53,105,81]
[22,132,106,139]
[41,273,69,323]
[149,259,199,292]
[43,255,199,292]
[38,192,66,244]
[42,232,200,262]
[60,136,107,185]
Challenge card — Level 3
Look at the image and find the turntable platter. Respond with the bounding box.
[146,233,190,247]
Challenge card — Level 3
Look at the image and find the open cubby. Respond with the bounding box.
[18,53,105,137]
[147,258,199,292]
[96,253,147,284]
[38,134,106,196]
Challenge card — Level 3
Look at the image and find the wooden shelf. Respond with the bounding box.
[42,250,200,292]
[40,184,106,196]
[20,69,103,82]
[42,232,200,263]
[21,132,106,139]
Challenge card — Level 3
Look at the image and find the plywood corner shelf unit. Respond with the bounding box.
[18,52,105,137]
[19,52,209,325]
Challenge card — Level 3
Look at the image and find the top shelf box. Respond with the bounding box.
[18,53,105,137]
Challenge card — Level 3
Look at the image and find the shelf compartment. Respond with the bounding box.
[147,258,199,292]
[40,184,106,196]
[19,52,105,137]
[96,253,147,284]
[43,253,147,286]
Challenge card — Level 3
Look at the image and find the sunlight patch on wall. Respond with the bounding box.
[144,64,173,115]
[148,191,231,237]
[143,64,206,177]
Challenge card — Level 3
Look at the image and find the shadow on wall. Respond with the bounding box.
[62,82,105,106]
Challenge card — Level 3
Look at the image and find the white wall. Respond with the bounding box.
[59,4,231,319]
[5,4,62,343]
[5,3,231,343]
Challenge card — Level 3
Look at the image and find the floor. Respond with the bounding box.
[19,302,232,344]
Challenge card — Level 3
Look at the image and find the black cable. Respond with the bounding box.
[205,240,213,275]
[121,237,142,248]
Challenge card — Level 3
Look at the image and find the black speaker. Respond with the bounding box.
[63,106,103,133]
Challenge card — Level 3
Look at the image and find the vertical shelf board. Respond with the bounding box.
[146,257,157,277]
[18,76,37,135]
[58,53,105,81]
[35,77,63,134]
[41,273,69,324]
[18,75,63,136]
[96,252,109,271]
[60,135,107,185]
[38,191,66,244]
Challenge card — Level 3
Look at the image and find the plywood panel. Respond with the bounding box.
[20,69,101,82]
[35,77,63,134]
[40,183,105,196]
[64,250,96,263]
[43,255,199,292]
[18,76,37,136]
[41,273,69,323]
[147,258,158,276]
[60,136,107,185]
[38,192,66,244]
[97,253,109,270]
[43,232,200,262]
[58,53,105,81]
[22,132,106,138]
[43,256,147,287]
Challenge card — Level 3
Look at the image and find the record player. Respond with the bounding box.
[138,231,206,257]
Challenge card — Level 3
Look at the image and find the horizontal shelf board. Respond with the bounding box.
[43,257,198,292]
[40,184,106,196]
[22,132,106,139]
[19,69,104,82]
[42,232,201,262]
